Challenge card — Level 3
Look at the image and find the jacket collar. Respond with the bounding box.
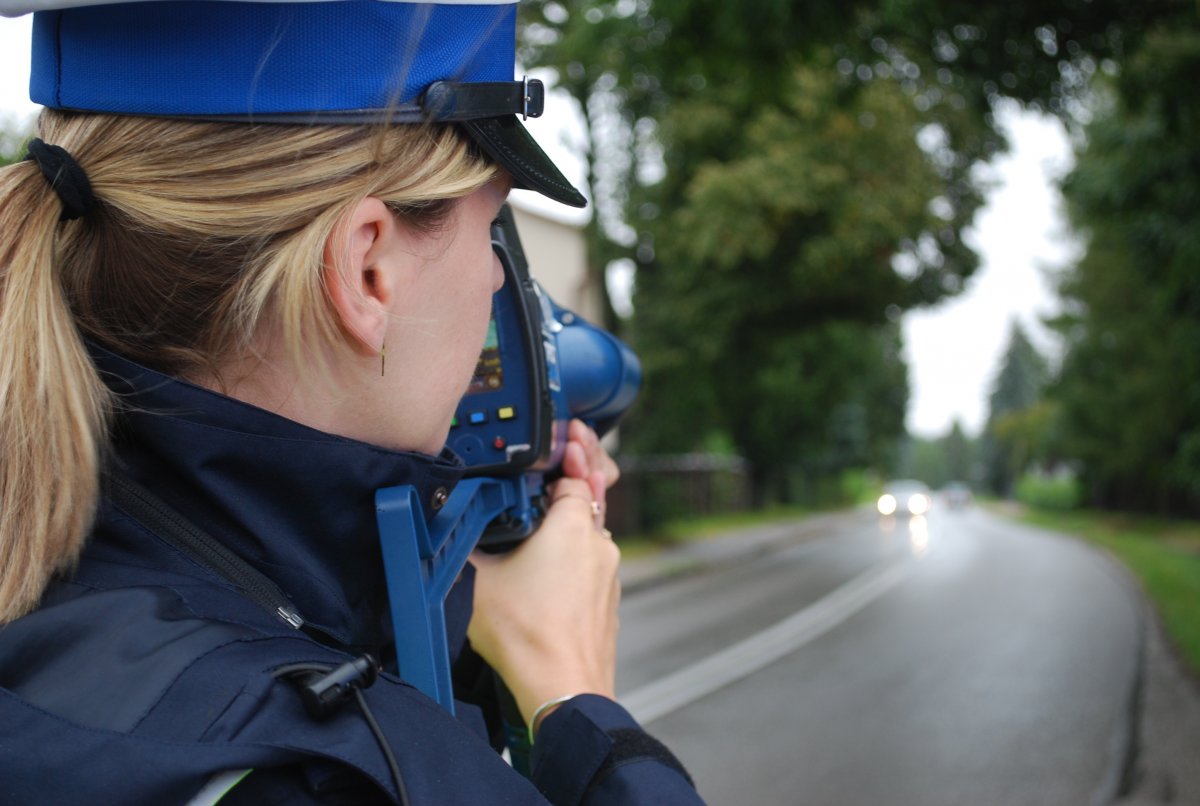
[90,345,466,651]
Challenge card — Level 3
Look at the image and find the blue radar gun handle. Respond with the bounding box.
[375,475,538,714]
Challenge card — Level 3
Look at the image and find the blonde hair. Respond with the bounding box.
[0,110,498,622]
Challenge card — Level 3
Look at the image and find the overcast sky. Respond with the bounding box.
[0,15,1077,441]
[905,106,1076,438]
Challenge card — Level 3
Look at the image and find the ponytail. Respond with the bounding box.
[0,110,495,624]
[0,161,110,623]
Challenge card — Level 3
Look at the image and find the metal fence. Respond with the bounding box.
[606,454,751,536]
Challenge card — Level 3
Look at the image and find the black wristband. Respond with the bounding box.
[586,727,695,796]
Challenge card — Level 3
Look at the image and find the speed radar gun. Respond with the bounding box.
[375,205,641,715]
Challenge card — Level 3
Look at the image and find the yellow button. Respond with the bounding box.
[497,406,516,420]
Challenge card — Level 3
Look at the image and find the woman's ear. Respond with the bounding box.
[323,197,408,356]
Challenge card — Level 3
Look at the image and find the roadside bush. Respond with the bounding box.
[1015,472,1082,510]
[839,468,880,506]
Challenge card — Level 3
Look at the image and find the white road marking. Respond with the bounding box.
[620,558,911,725]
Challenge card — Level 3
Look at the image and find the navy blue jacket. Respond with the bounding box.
[0,349,700,805]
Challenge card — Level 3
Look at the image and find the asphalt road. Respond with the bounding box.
[616,507,1143,806]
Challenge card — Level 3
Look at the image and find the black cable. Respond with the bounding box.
[273,662,409,806]
[355,687,411,806]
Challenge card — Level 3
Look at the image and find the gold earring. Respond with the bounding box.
[380,343,387,377]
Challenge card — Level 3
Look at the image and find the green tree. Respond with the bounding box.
[0,117,30,166]
[982,322,1047,495]
[942,419,974,483]
[896,419,977,489]
[992,400,1063,479]
[1053,21,1200,514]
[627,63,934,499]
[517,0,1191,504]
[901,436,944,488]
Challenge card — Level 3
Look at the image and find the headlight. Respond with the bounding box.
[877,494,897,515]
[908,494,930,515]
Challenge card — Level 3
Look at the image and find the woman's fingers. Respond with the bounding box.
[468,474,621,725]
[550,473,605,529]
[565,419,620,490]
[561,438,590,482]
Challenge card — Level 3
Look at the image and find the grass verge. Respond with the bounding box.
[1007,506,1200,678]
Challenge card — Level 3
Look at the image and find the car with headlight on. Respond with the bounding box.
[877,480,933,517]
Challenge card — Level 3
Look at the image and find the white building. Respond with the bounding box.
[509,198,601,323]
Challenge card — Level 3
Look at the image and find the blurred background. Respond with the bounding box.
[2,2,1194,528]
[507,0,1199,533]
[1,5,1196,802]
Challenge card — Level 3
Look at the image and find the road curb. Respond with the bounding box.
[1109,588,1200,805]
[1090,593,1146,805]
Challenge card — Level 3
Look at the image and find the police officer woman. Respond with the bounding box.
[0,2,701,803]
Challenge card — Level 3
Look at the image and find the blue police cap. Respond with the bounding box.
[0,0,586,207]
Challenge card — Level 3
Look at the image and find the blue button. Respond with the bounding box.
[468,410,488,425]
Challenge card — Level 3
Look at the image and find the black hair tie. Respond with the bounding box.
[24,137,98,221]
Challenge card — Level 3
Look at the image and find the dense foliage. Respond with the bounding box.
[1052,21,1200,514]
[981,323,1049,496]
[518,0,1197,515]
[900,420,975,490]
[520,1,993,500]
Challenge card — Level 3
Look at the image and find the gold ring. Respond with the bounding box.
[600,528,613,540]
[590,500,602,517]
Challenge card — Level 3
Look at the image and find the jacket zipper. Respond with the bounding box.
[106,473,306,630]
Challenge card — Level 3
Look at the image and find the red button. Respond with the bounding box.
[493,436,507,450]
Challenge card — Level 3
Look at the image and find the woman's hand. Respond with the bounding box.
[561,418,620,527]
[467,420,622,733]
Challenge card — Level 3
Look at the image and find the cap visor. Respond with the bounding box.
[461,116,586,208]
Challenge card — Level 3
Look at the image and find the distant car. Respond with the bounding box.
[877,480,932,517]
[941,481,973,509]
